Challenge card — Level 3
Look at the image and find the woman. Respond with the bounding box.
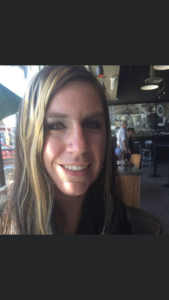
[0,65,131,234]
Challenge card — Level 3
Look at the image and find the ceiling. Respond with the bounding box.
[6,65,169,105]
[6,66,120,100]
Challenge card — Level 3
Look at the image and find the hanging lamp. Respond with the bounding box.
[140,66,161,90]
[153,65,169,70]
[96,65,104,77]
[141,85,159,90]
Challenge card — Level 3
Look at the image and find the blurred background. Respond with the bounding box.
[0,65,45,187]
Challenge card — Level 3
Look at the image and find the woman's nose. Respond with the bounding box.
[66,125,90,154]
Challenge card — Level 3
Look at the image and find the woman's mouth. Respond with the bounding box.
[60,164,90,171]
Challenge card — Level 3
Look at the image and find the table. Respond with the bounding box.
[126,206,162,235]
[117,161,142,208]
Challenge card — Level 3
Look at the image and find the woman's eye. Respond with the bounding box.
[85,121,100,129]
[46,122,66,130]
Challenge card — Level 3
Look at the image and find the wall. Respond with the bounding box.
[90,65,120,101]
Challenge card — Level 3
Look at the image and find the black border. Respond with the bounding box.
[0,235,167,275]
[1,34,169,65]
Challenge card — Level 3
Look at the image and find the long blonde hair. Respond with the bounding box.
[2,65,122,235]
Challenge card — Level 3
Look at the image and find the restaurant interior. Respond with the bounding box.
[86,65,169,234]
[0,65,169,234]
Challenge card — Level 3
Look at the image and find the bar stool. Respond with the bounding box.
[141,140,153,167]
[133,141,141,154]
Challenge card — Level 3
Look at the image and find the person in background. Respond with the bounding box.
[115,147,122,161]
[126,128,136,156]
[117,120,130,160]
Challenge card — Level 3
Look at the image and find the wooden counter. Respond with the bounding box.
[117,161,142,208]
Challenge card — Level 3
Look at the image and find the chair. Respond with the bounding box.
[130,154,141,169]
[141,140,153,167]
[126,206,162,235]
[115,148,122,160]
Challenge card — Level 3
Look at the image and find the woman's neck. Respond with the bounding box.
[53,190,86,235]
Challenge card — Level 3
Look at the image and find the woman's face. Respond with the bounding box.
[43,80,106,198]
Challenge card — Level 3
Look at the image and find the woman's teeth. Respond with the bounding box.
[62,165,89,171]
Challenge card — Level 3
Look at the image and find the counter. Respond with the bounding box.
[117,161,142,208]
[117,163,142,176]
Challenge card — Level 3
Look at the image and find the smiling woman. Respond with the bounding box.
[0,65,131,235]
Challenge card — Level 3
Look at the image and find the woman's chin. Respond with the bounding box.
[60,182,89,197]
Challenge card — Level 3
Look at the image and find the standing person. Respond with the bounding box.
[0,65,131,235]
[117,120,130,160]
[126,128,136,155]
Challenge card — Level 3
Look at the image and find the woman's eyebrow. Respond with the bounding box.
[84,111,105,119]
[45,113,69,119]
[45,111,105,119]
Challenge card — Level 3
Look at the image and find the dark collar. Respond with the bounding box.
[75,194,105,235]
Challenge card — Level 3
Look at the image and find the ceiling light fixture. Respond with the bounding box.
[140,66,162,91]
[157,85,166,95]
[141,85,159,90]
[144,66,163,84]
[153,65,169,70]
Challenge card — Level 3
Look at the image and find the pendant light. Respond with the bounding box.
[141,85,159,90]
[96,65,104,77]
[153,65,169,70]
[140,66,160,90]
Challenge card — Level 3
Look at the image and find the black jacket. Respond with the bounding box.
[76,195,132,235]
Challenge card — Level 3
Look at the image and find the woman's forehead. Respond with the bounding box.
[46,80,104,117]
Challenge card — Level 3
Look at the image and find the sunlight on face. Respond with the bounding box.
[43,81,106,199]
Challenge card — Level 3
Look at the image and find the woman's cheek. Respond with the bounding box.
[43,136,60,165]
